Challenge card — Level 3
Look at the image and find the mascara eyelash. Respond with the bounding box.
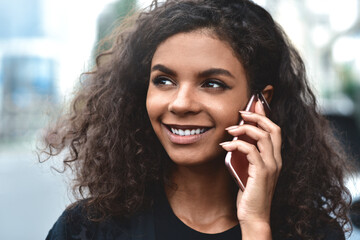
[202,79,231,90]
[152,76,174,86]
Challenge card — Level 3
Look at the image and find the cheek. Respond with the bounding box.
[146,91,156,122]
[206,96,246,127]
[146,88,164,123]
[220,106,242,127]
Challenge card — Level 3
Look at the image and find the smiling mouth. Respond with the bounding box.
[164,124,211,136]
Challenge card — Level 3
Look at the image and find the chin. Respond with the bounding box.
[168,150,227,168]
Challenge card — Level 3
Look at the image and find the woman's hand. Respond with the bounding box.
[221,99,282,239]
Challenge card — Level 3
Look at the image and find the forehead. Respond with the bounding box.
[151,31,244,74]
[154,30,235,56]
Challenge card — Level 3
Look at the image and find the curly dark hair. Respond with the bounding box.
[40,0,354,239]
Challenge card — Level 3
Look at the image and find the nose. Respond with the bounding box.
[168,85,201,115]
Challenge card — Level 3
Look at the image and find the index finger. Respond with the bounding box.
[239,112,282,166]
[239,112,281,140]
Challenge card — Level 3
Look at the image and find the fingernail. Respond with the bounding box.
[239,111,252,115]
[219,141,231,146]
[225,125,239,131]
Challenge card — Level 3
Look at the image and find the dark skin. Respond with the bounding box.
[146,30,281,239]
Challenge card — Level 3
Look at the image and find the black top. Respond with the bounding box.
[154,190,241,240]
[46,190,345,240]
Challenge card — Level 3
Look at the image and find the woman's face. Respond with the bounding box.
[146,31,249,166]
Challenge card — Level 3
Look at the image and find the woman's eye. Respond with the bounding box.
[152,76,175,86]
[201,80,229,90]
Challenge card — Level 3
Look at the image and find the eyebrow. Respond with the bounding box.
[151,64,177,76]
[151,64,235,79]
[198,68,235,79]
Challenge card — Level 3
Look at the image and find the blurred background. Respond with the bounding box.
[0,0,359,239]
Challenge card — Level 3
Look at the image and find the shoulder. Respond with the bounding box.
[46,202,133,240]
[46,201,156,240]
[46,202,98,240]
[317,220,345,240]
[274,214,345,240]
[312,212,346,240]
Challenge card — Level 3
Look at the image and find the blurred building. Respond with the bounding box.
[264,0,360,161]
[0,0,59,140]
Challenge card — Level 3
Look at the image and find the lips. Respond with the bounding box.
[170,127,207,136]
[162,124,212,144]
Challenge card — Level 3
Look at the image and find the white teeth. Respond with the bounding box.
[170,127,206,136]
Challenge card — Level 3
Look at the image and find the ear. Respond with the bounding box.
[261,85,274,104]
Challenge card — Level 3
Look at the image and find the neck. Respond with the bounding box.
[165,160,239,233]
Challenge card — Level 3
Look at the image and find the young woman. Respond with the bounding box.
[43,0,353,239]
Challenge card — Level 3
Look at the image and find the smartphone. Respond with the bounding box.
[225,92,271,191]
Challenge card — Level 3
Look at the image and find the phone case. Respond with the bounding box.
[225,93,271,191]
